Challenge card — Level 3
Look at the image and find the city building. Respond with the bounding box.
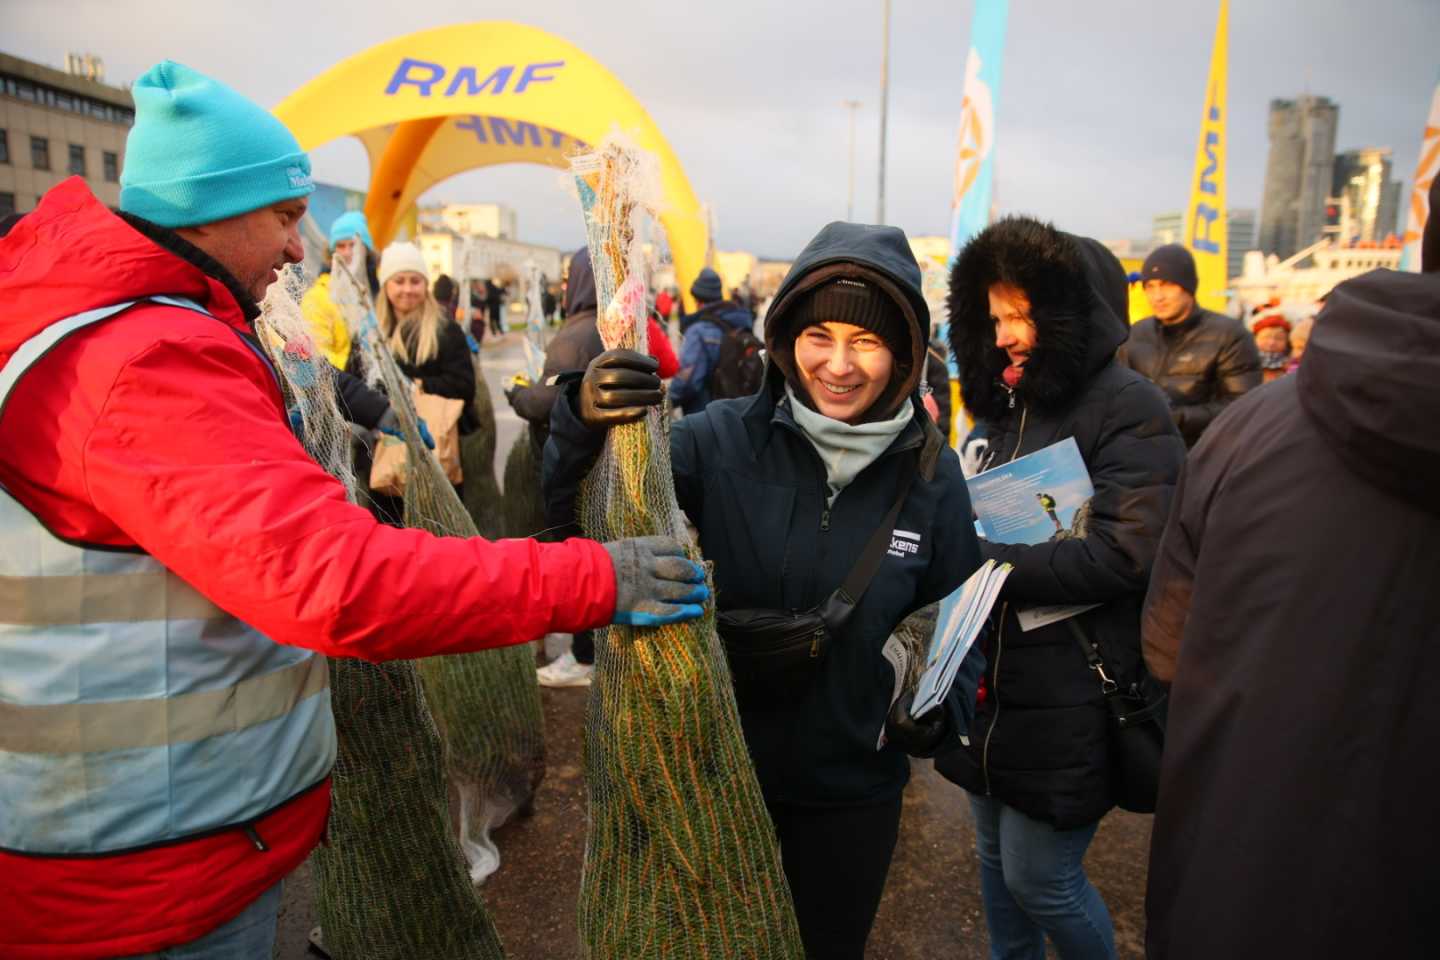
[416,202,517,240]
[1227,209,1257,280]
[1258,95,1339,260]
[1149,208,1256,281]
[1332,147,1402,244]
[0,50,135,216]
[416,231,563,292]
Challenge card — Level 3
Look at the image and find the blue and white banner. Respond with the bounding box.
[949,0,1009,260]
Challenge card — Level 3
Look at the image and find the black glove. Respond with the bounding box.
[578,349,661,428]
[885,692,949,758]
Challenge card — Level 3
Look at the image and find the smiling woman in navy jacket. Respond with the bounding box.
[545,222,985,959]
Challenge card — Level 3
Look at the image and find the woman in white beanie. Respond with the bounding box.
[376,241,476,421]
[373,242,477,520]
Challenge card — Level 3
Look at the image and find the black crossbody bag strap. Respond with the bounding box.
[817,452,920,630]
[1066,619,1119,695]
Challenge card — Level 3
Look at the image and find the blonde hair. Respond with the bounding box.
[377,287,445,365]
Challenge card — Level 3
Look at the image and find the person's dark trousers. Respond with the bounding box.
[768,793,904,960]
[572,629,595,666]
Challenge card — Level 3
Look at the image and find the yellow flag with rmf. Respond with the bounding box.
[1184,0,1228,312]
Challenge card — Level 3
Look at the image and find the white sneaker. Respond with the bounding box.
[537,651,593,688]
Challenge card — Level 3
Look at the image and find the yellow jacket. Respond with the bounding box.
[299,273,352,370]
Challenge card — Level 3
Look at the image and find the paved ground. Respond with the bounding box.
[274,331,1154,957]
[276,684,1153,959]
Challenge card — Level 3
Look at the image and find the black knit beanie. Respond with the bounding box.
[1141,243,1198,294]
[794,277,910,357]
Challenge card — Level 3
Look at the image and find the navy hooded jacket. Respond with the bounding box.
[545,222,985,805]
[669,299,755,414]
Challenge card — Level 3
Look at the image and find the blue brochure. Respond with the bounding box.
[966,437,1100,631]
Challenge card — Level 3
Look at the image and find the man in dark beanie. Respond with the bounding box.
[1117,242,1260,447]
[670,266,756,415]
[1141,163,1440,960]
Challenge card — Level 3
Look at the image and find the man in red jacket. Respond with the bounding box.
[0,61,705,960]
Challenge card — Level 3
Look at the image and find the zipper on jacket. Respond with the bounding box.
[243,823,270,852]
[810,627,824,658]
[978,409,1026,795]
[819,507,830,531]
[981,603,1007,797]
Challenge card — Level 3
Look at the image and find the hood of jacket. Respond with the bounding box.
[1299,269,1440,506]
[762,221,931,421]
[947,216,1130,422]
[564,246,598,317]
[689,298,753,333]
[0,178,253,370]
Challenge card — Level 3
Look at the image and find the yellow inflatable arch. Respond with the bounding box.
[275,22,708,304]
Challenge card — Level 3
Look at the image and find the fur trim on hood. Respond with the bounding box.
[947,216,1129,422]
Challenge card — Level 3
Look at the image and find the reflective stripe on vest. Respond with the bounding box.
[0,298,336,855]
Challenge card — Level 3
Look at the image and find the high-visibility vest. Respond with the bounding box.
[0,298,336,856]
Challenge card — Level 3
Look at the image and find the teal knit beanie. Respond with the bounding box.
[329,210,374,251]
[119,61,314,228]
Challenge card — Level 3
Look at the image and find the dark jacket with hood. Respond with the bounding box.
[1141,268,1440,960]
[544,222,986,806]
[934,216,1185,829]
[1117,305,1261,447]
[508,247,601,442]
[669,298,756,414]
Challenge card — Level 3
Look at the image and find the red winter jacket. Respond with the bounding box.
[0,179,618,959]
[648,314,680,378]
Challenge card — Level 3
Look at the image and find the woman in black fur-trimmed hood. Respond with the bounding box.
[935,216,1184,959]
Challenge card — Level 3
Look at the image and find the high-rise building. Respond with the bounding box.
[1332,147,1402,243]
[1258,95,1339,259]
[1227,209,1256,280]
[0,51,135,217]
[1150,208,1255,280]
[1152,212,1183,246]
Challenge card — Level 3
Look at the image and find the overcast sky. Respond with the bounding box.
[8,0,1438,256]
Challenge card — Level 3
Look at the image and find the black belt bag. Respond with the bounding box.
[717,457,918,694]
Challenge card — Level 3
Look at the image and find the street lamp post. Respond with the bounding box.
[877,0,891,224]
[843,99,862,221]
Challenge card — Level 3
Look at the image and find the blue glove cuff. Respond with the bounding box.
[614,604,706,628]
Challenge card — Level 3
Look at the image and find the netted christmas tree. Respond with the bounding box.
[569,138,804,959]
[330,256,547,888]
[501,431,549,539]
[256,263,506,959]
[461,348,505,540]
[501,263,552,541]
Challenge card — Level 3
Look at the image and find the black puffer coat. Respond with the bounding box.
[1116,307,1260,447]
[935,217,1185,829]
[393,319,478,434]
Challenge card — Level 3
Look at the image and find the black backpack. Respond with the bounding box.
[708,325,766,400]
